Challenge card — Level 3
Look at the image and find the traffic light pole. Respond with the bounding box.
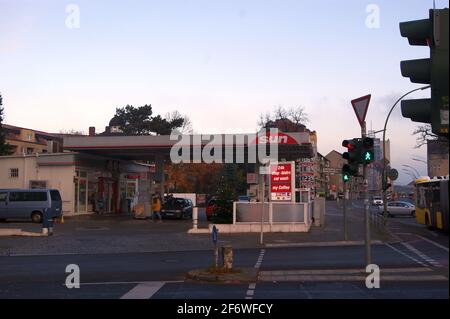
[381,86,430,225]
[343,181,348,241]
[362,122,371,266]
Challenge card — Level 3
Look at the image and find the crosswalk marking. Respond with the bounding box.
[246,249,266,299]
[385,243,427,267]
[415,235,449,252]
[120,281,166,299]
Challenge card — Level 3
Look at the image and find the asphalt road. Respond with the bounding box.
[0,238,447,299]
[0,201,448,299]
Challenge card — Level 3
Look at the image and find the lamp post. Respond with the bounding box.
[402,168,418,179]
[382,85,430,224]
[402,165,420,178]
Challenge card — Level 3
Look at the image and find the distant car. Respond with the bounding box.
[371,196,383,206]
[238,195,250,202]
[161,197,193,219]
[378,201,415,217]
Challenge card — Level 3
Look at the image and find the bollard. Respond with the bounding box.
[221,246,233,270]
[193,207,198,229]
[42,208,54,236]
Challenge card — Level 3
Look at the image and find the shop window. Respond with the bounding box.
[9,168,19,178]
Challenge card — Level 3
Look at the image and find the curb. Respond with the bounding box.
[265,240,384,248]
[0,229,45,237]
[186,267,258,284]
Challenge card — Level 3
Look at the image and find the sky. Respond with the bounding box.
[1,0,447,185]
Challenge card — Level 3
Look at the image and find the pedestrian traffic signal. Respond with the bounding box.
[342,164,356,182]
[342,139,360,181]
[400,9,449,136]
[361,137,374,164]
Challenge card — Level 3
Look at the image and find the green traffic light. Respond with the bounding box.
[343,174,350,182]
[364,151,373,162]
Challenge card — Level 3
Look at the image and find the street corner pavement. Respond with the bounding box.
[186,267,258,284]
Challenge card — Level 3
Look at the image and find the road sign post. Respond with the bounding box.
[212,225,219,268]
[351,95,372,266]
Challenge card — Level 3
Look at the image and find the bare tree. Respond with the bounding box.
[257,112,272,129]
[413,124,448,149]
[258,105,309,130]
[59,129,86,136]
[165,110,193,134]
[288,106,309,125]
[274,105,289,120]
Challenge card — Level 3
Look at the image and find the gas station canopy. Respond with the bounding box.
[63,131,315,162]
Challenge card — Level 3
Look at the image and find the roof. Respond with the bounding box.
[63,131,315,161]
[3,124,59,138]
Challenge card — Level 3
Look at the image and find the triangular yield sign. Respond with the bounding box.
[351,94,371,127]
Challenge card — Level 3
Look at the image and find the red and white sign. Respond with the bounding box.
[254,131,298,145]
[270,162,294,201]
[351,94,371,127]
[271,184,292,192]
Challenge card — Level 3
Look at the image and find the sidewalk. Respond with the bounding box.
[0,201,395,256]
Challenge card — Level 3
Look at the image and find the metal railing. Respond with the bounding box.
[233,201,311,225]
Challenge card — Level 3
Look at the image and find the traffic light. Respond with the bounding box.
[400,9,449,136]
[342,139,360,182]
[361,137,374,164]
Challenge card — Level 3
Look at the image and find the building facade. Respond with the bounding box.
[3,124,63,155]
[427,139,449,177]
[0,153,151,216]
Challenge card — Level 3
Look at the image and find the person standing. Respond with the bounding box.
[152,193,162,222]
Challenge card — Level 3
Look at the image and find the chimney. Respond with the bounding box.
[89,127,96,136]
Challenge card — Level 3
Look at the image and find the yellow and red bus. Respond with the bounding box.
[414,176,449,232]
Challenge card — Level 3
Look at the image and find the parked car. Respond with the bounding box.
[160,197,193,219]
[205,198,217,221]
[238,195,250,202]
[0,189,62,223]
[371,196,383,206]
[378,201,416,217]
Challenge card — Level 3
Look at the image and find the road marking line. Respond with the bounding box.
[265,240,383,248]
[401,241,444,268]
[259,274,448,282]
[246,249,265,300]
[259,267,432,276]
[120,281,166,299]
[415,235,449,252]
[246,289,255,296]
[385,243,427,267]
[80,280,182,286]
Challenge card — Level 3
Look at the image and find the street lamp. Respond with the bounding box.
[402,164,420,177]
[382,85,430,225]
[412,158,428,164]
[402,168,418,179]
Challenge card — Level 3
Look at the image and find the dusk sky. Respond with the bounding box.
[1,0,447,184]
